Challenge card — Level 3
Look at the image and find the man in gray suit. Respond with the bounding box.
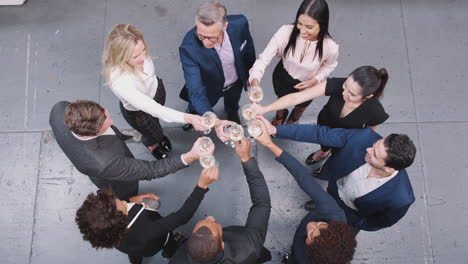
[170,137,272,264]
[49,100,209,200]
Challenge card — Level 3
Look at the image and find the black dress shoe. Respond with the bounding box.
[305,150,330,165]
[160,136,172,152]
[304,200,316,211]
[312,167,321,178]
[227,111,241,124]
[182,123,193,131]
[151,147,168,160]
[281,253,290,264]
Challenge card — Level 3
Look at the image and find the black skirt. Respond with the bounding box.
[120,78,167,147]
[272,60,313,108]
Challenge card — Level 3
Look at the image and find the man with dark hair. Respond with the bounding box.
[170,138,272,264]
[179,1,256,128]
[252,123,357,264]
[76,166,219,264]
[50,100,212,200]
[258,116,417,232]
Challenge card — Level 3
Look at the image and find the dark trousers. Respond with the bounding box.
[273,60,313,108]
[120,78,166,147]
[187,79,243,114]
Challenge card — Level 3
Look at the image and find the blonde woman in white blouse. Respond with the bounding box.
[249,0,339,125]
[103,24,207,160]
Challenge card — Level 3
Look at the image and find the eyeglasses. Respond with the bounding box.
[195,31,223,42]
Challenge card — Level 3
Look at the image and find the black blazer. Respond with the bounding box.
[170,158,271,264]
[49,101,188,200]
[117,186,209,257]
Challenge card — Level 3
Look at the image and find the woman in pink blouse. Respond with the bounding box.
[249,0,338,125]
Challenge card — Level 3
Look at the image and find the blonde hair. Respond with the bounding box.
[102,24,149,84]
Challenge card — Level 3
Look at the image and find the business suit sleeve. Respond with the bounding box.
[99,155,188,182]
[352,204,411,231]
[242,158,271,255]
[240,16,256,73]
[275,124,354,148]
[147,186,209,238]
[276,151,343,216]
[179,46,213,115]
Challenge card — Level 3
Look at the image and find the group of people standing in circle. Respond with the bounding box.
[48,0,418,263]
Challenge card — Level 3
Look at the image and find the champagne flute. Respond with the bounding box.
[241,104,256,121]
[143,198,161,210]
[248,86,264,103]
[247,119,263,138]
[202,111,217,134]
[199,136,214,152]
[199,154,217,168]
[226,124,244,148]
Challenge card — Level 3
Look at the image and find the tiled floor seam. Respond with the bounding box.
[400,0,435,263]
[98,0,109,104]
[28,132,45,264]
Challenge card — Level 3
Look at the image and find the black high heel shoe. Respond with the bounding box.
[152,147,167,160]
[160,136,172,152]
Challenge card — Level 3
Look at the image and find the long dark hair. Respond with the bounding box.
[349,66,389,99]
[284,0,331,61]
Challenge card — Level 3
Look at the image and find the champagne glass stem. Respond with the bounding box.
[203,128,211,134]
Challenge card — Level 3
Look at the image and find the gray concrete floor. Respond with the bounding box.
[0,0,467,263]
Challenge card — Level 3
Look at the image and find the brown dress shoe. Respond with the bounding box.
[271,109,289,126]
[286,106,307,124]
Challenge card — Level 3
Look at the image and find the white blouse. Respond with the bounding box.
[109,56,185,123]
[337,163,398,211]
[249,24,339,83]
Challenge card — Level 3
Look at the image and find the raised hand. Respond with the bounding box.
[129,193,160,204]
[294,78,318,90]
[252,118,274,147]
[250,103,267,116]
[256,115,277,136]
[234,137,251,162]
[214,119,237,142]
[197,166,219,189]
[185,114,210,131]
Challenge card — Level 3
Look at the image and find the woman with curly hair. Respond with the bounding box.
[252,124,356,264]
[75,166,219,264]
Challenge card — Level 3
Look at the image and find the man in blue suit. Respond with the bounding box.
[259,117,417,232]
[179,1,256,129]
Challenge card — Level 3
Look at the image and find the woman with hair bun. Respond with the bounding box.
[102,24,207,160]
[252,65,390,181]
[249,0,339,125]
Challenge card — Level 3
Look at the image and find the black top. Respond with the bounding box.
[116,186,208,257]
[317,78,389,129]
[169,158,271,264]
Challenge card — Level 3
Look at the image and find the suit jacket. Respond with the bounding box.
[276,151,346,264]
[49,101,188,200]
[179,15,256,115]
[276,125,415,231]
[117,186,208,257]
[170,158,271,264]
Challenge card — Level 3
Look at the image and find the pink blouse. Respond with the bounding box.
[249,24,339,82]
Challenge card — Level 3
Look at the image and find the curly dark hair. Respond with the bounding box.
[75,189,129,249]
[384,134,416,170]
[307,220,357,264]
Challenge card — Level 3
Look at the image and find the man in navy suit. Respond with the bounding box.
[259,117,417,232]
[179,1,256,129]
